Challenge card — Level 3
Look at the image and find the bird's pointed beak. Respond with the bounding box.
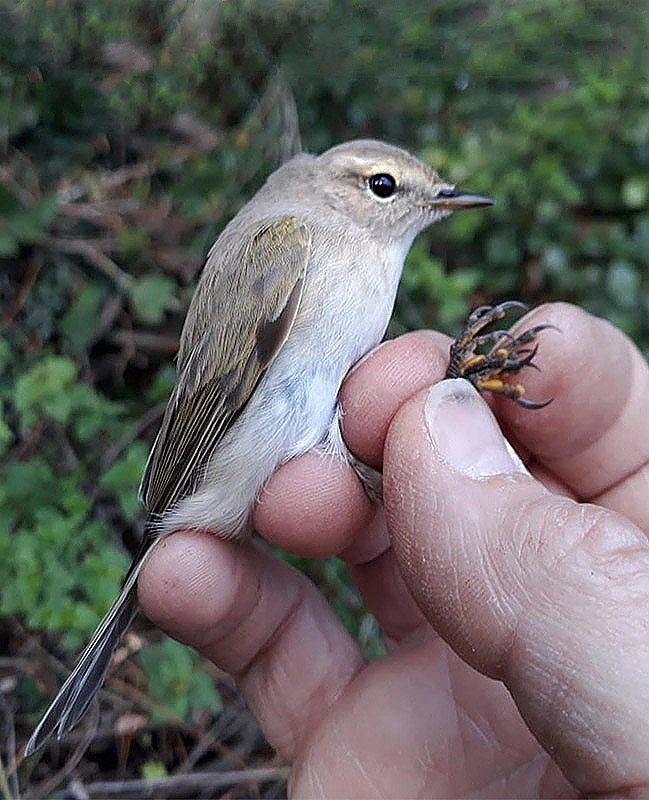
[420,190,494,211]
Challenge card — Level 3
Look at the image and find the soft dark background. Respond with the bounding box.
[2,0,649,797]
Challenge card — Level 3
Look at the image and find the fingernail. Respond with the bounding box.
[425,379,527,478]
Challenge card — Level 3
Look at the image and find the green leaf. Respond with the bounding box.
[607,260,640,308]
[0,187,58,249]
[117,225,149,258]
[99,441,148,518]
[8,196,57,242]
[129,274,176,324]
[0,413,13,457]
[146,363,176,402]
[61,283,105,353]
[14,355,77,427]
[139,637,222,721]
[622,178,648,209]
[141,761,168,780]
[0,337,11,374]
[0,231,18,257]
[0,182,21,214]
[69,383,125,441]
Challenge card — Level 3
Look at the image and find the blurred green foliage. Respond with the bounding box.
[2,0,649,729]
[138,637,223,721]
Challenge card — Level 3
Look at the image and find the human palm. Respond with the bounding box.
[140,303,649,797]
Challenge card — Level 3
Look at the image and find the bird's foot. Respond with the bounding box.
[348,449,383,503]
[446,301,555,409]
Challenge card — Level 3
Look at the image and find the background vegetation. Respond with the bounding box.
[2,0,649,796]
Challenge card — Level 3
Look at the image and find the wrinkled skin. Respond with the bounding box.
[139,303,649,798]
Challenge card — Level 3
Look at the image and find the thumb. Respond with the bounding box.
[383,379,649,795]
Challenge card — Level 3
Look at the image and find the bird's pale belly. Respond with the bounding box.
[158,272,397,540]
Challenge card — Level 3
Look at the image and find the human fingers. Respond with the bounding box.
[496,302,649,532]
[251,326,497,639]
[290,636,573,799]
[255,455,428,644]
[340,329,452,468]
[254,450,375,557]
[384,380,649,795]
[138,531,363,762]
[340,304,649,534]
[256,302,649,635]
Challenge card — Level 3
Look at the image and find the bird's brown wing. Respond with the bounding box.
[139,215,311,515]
[23,217,310,757]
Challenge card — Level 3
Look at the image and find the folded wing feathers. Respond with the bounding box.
[26,217,311,754]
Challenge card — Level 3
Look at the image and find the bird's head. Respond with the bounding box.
[314,139,493,242]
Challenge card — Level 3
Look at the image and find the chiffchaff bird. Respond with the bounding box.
[26,138,517,754]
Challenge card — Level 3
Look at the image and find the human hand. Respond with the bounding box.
[139,303,649,797]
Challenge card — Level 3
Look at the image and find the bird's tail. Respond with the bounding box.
[24,558,144,755]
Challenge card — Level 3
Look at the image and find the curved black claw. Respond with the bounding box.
[446,302,557,409]
[514,395,554,410]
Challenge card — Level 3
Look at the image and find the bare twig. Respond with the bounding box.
[88,135,222,198]
[0,659,30,670]
[0,164,39,206]
[100,400,166,470]
[0,690,20,800]
[28,702,99,800]
[60,767,288,798]
[109,330,179,355]
[173,697,247,775]
[0,754,13,800]
[58,200,139,227]
[12,420,46,462]
[66,780,89,800]
[89,294,124,350]
[107,677,190,735]
[46,237,133,291]
[9,619,70,682]
[94,162,152,195]
[0,256,42,331]
[51,424,80,471]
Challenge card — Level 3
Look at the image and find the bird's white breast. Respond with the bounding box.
[158,225,410,539]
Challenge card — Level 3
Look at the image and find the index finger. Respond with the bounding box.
[498,303,649,529]
[340,303,649,532]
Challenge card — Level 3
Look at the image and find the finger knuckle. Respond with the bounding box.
[517,494,649,595]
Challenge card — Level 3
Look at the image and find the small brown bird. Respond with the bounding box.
[26,139,547,754]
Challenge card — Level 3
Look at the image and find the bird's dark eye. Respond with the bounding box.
[368,173,397,199]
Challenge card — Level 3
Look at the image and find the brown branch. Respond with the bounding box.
[57,200,144,233]
[100,400,166,471]
[66,780,90,800]
[0,164,39,206]
[95,162,153,194]
[45,237,133,291]
[12,419,46,461]
[0,690,19,800]
[90,135,222,198]
[0,659,31,670]
[172,698,248,775]
[1,256,43,331]
[59,767,288,798]
[89,294,124,350]
[27,703,100,800]
[107,677,191,734]
[109,329,179,355]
